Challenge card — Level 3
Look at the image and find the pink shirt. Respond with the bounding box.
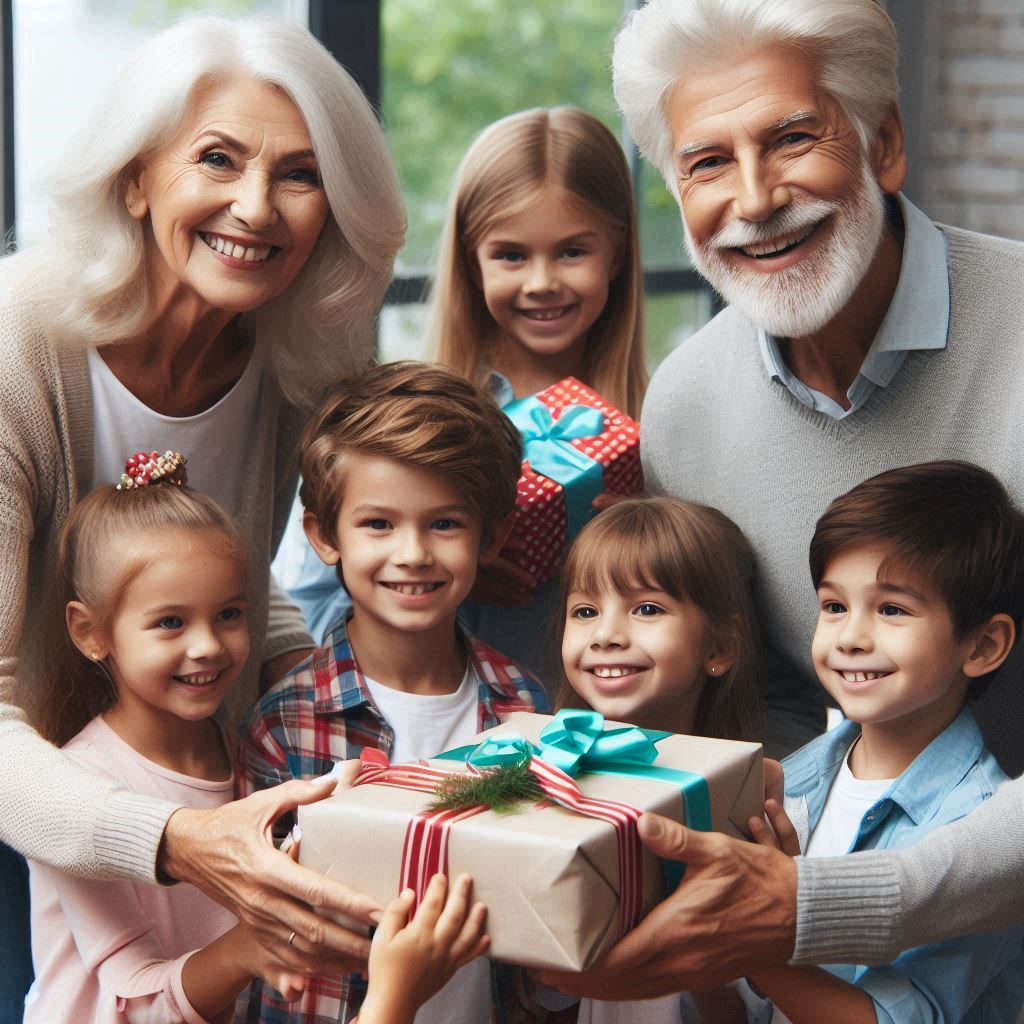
[26,716,239,1024]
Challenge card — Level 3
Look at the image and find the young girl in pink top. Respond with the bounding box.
[25,451,305,1024]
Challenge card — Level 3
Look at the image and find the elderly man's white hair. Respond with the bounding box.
[13,15,405,407]
[613,0,899,192]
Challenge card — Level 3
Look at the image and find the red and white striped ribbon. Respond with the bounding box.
[351,754,644,933]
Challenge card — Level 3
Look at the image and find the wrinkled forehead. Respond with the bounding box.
[664,45,842,157]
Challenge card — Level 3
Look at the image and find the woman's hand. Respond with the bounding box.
[357,873,489,1024]
[159,775,381,976]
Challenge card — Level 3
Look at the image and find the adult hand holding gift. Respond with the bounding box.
[297,711,762,971]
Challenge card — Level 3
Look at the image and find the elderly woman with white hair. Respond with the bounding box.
[0,15,405,1015]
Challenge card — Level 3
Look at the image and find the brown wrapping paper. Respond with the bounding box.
[298,712,763,971]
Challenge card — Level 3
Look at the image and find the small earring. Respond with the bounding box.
[709,665,717,675]
[91,651,102,660]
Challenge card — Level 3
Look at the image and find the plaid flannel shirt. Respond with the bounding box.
[238,615,551,1024]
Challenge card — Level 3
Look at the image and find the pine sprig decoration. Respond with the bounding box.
[429,760,542,815]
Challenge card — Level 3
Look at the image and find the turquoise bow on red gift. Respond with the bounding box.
[504,397,606,538]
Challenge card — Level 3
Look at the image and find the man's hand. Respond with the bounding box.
[159,775,381,975]
[539,811,797,998]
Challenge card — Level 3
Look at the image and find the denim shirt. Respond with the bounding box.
[783,706,1024,1023]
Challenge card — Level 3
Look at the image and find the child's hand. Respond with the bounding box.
[358,873,489,1024]
[748,799,801,857]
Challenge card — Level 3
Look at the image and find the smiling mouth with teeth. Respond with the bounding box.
[173,670,221,686]
[518,305,573,321]
[589,666,644,679]
[381,582,444,596]
[200,232,277,264]
[838,670,893,683]
[737,222,820,260]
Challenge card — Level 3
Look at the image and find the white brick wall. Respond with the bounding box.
[924,0,1024,240]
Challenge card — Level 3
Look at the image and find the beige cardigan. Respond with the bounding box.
[0,295,312,883]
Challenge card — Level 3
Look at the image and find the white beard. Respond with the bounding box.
[684,163,886,338]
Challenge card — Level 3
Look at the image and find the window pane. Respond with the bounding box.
[645,289,712,372]
[13,0,307,247]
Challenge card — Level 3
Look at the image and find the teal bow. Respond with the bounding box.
[504,397,606,538]
[535,708,667,776]
[435,710,711,893]
[436,710,711,834]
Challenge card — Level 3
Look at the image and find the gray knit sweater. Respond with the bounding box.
[794,773,1024,963]
[0,294,312,883]
[642,223,1024,766]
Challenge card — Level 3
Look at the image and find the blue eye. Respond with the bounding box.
[218,607,244,623]
[158,616,183,630]
[821,600,846,615]
[497,251,525,263]
[561,247,586,259]
[364,518,391,530]
[778,132,812,147]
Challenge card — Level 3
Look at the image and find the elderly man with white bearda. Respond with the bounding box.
[539,0,1024,1009]
[616,0,1023,766]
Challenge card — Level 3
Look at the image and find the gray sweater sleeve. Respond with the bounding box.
[792,774,1024,964]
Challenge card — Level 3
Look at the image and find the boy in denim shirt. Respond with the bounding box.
[751,461,1024,1023]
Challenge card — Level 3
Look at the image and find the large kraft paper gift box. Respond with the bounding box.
[502,377,643,589]
[298,710,762,971]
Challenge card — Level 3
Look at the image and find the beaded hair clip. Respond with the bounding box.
[116,450,188,490]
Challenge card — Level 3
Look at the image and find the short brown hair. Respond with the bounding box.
[555,497,764,744]
[299,361,523,549]
[810,461,1024,637]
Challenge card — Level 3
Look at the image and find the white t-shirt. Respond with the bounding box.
[805,747,894,858]
[363,666,489,1024]
[87,345,262,515]
[364,666,479,765]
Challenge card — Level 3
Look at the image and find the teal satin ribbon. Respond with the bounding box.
[435,710,711,835]
[504,397,606,539]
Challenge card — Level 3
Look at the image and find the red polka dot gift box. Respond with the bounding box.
[501,377,643,589]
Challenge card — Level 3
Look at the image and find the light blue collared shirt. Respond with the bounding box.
[783,707,1024,1024]
[759,194,950,418]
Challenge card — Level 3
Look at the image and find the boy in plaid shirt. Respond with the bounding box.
[240,362,550,1024]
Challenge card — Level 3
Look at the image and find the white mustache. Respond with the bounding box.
[708,199,840,250]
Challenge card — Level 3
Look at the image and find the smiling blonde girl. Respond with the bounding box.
[26,452,304,1024]
[430,105,646,418]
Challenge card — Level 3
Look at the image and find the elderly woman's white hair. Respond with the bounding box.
[613,0,899,194]
[17,15,405,406]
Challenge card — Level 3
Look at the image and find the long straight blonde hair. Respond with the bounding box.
[429,107,647,418]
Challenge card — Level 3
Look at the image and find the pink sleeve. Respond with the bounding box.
[36,863,222,1024]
